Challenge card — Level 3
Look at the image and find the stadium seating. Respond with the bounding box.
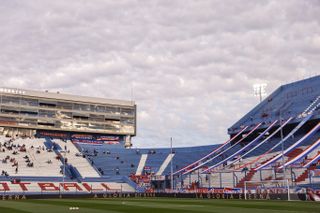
[203,120,278,172]
[182,123,263,175]
[1,76,319,193]
[77,144,219,178]
[0,137,62,177]
[229,76,320,137]
[50,139,100,178]
[173,126,249,175]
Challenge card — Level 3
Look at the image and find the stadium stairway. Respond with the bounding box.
[296,165,317,183]
[136,154,148,175]
[52,139,100,178]
[236,168,257,188]
[156,153,175,176]
[45,137,75,179]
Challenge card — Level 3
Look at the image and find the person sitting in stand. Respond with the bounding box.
[1,170,9,176]
[115,167,120,175]
[241,166,249,173]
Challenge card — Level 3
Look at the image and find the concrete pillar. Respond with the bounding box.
[124,135,132,148]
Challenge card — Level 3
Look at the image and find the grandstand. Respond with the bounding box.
[0,88,137,193]
[0,75,319,200]
[175,75,320,192]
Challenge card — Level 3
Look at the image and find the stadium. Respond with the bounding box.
[0,75,320,212]
[2,0,320,211]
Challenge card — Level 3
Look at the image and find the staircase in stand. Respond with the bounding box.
[156,153,175,176]
[136,154,148,176]
[296,165,317,182]
[287,148,303,161]
[236,169,257,188]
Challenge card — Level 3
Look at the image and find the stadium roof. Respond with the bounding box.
[0,87,135,107]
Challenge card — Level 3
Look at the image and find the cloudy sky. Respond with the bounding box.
[0,0,319,148]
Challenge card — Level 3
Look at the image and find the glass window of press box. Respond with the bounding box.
[0,94,135,134]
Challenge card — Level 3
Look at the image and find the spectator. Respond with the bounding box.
[115,167,120,175]
[242,167,248,173]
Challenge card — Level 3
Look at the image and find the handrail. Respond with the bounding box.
[172,126,248,175]
[255,119,319,171]
[202,120,278,173]
[182,123,262,175]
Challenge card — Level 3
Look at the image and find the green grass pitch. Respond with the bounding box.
[0,198,319,213]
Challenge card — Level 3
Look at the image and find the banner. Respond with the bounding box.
[71,134,121,145]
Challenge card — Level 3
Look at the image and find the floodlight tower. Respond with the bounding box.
[253,83,267,102]
[170,137,174,191]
